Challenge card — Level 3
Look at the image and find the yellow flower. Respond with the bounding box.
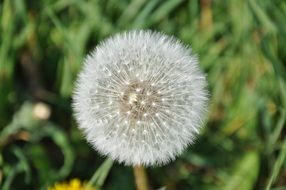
[48,178,97,190]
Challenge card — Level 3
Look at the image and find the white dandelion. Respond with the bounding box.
[73,30,208,166]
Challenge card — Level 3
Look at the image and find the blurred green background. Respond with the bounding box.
[1,0,286,189]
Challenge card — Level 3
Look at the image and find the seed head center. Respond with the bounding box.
[119,81,161,122]
[128,93,138,104]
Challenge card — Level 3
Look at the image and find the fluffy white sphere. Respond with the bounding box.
[73,30,208,166]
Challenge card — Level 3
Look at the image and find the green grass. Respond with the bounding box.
[0,0,286,189]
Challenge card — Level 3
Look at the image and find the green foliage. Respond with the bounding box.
[0,0,285,189]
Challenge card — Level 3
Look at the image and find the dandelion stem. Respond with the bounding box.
[200,0,213,30]
[133,165,149,190]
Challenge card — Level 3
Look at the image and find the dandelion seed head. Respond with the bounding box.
[73,30,209,166]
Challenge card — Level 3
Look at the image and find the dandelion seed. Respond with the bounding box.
[73,30,208,166]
